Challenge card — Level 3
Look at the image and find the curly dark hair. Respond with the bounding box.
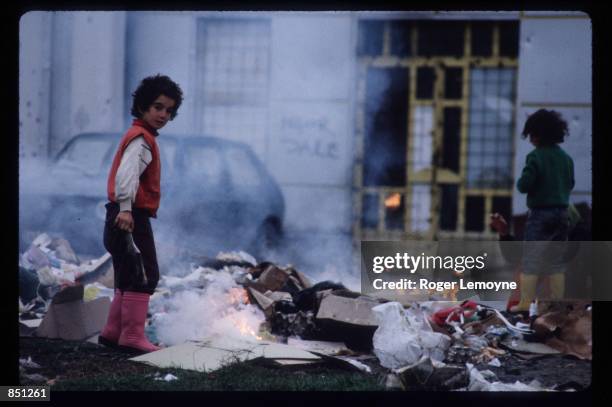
[521,109,569,145]
[131,74,184,120]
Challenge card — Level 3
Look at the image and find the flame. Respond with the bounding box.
[223,287,262,340]
[227,287,249,305]
[227,313,263,340]
[385,193,401,209]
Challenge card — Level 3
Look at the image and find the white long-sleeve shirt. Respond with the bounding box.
[114,136,152,212]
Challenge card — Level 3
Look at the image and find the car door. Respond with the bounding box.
[172,139,237,242]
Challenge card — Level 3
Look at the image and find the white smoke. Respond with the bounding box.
[152,267,265,346]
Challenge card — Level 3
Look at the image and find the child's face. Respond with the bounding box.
[141,95,176,130]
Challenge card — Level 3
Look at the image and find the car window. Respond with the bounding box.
[224,146,262,186]
[55,138,112,176]
[184,145,223,183]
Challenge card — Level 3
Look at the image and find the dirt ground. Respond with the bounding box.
[18,336,591,391]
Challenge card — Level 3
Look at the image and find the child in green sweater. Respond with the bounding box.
[512,109,575,312]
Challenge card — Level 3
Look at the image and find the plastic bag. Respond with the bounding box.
[372,302,450,369]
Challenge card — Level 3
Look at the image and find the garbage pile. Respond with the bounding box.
[18,233,592,392]
[19,233,114,339]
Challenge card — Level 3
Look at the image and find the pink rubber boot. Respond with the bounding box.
[118,291,160,354]
[98,289,123,348]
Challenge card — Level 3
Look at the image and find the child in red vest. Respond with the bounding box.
[99,74,183,354]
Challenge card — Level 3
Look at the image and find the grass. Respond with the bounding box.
[20,337,386,391]
[51,362,385,391]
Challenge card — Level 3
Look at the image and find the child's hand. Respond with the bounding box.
[489,213,509,236]
[115,211,134,232]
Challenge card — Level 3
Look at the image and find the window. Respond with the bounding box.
[354,19,519,240]
[357,20,385,56]
[225,146,262,187]
[411,106,434,173]
[467,68,516,188]
[363,67,408,187]
[184,145,223,184]
[56,137,112,175]
[196,19,270,146]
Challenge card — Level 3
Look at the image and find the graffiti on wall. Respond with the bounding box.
[279,116,340,160]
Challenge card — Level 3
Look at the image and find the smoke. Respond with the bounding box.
[152,268,265,346]
[20,12,380,292]
[19,154,110,255]
[255,230,360,292]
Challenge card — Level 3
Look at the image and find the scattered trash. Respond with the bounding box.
[21,373,49,384]
[19,357,42,369]
[430,300,479,327]
[372,302,450,369]
[385,373,403,390]
[500,337,561,355]
[531,304,592,360]
[155,373,178,382]
[462,335,489,352]
[216,251,257,267]
[395,356,467,391]
[465,363,550,391]
[36,292,110,341]
[17,233,591,391]
[487,357,502,367]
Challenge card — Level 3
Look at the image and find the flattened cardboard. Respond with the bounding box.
[269,359,320,366]
[316,292,380,327]
[287,338,350,356]
[130,336,320,372]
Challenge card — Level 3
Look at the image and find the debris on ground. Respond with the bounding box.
[18,233,592,391]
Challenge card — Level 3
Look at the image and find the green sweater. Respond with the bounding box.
[517,145,575,208]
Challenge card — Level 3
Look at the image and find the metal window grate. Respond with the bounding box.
[467,68,516,188]
[412,106,433,173]
[196,18,270,146]
[411,184,431,232]
[354,19,519,240]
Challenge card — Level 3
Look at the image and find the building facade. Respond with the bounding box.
[20,11,592,246]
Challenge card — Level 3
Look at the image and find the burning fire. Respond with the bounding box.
[227,314,263,340]
[223,286,263,340]
[227,287,249,305]
[385,193,401,210]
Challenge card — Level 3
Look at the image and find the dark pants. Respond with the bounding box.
[522,207,569,275]
[103,202,159,294]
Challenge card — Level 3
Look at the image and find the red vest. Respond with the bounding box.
[107,119,161,217]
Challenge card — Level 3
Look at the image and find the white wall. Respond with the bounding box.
[513,13,592,214]
[63,12,126,154]
[19,11,52,160]
[124,12,196,134]
[268,15,355,232]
